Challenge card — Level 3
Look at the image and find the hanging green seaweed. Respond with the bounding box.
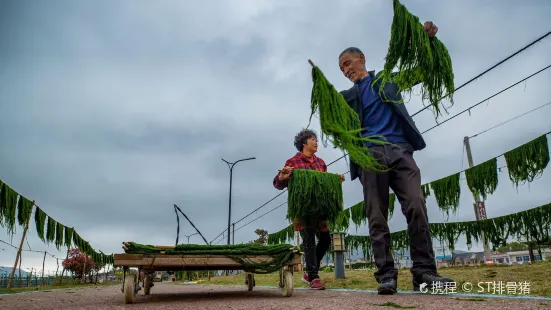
[390,230,409,252]
[55,222,65,250]
[464,157,498,200]
[350,201,366,228]
[34,206,47,242]
[73,231,84,252]
[430,173,461,217]
[388,193,396,220]
[329,208,351,232]
[346,202,551,254]
[287,169,344,228]
[17,195,34,227]
[0,179,3,224]
[504,134,550,187]
[422,183,431,198]
[346,234,372,259]
[46,216,57,243]
[267,224,294,245]
[308,61,391,172]
[0,182,19,234]
[374,0,455,118]
[64,226,74,248]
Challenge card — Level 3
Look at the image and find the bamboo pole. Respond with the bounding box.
[7,201,35,289]
[41,251,47,286]
[58,246,71,285]
[348,245,352,270]
[18,254,22,287]
[80,253,87,284]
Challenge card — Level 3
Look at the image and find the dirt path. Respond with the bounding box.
[1,282,549,310]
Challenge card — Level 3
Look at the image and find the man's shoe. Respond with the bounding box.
[377,278,397,295]
[301,272,310,284]
[309,278,326,290]
[413,271,454,292]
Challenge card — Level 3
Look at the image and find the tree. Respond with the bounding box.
[62,249,104,280]
[252,229,268,245]
[497,242,528,253]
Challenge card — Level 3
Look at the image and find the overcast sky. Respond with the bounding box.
[1,0,551,274]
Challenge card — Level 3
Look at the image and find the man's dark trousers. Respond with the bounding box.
[359,142,437,283]
[300,227,331,280]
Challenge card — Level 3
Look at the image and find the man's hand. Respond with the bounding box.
[278,166,294,181]
[424,21,438,38]
[338,174,345,182]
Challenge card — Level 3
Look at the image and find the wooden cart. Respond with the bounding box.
[114,249,302,304]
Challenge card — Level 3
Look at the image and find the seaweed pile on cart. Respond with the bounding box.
[122,241,301,274]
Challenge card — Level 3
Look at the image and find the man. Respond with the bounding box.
[337,21,454,294]
[273,128,345,290]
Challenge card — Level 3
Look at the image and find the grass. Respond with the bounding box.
[375,301,416,308]
[455,297,487,301]
[0,281,119,295]
[198,261,551,297]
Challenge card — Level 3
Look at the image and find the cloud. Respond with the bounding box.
[1,0,551,273]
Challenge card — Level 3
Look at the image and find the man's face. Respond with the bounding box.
[304,136,318,153]
[339,52,365,83]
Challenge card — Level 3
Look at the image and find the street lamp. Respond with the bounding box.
[331,232,346,279]
[184,233,198,244]
[221,157,256,245]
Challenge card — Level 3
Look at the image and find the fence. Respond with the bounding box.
[0,275,64,289]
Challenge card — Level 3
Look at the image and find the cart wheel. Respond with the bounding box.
[124,274,136,304]
[280,270,293,297]
[144,275,153,295]
[245,273,254,291]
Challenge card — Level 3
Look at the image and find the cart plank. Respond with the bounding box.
[114,253,301,268]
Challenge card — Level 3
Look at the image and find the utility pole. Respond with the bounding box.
[464,136,493,264]
[232,224,235,245]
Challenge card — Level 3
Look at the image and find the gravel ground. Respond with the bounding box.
[1,282,550,310]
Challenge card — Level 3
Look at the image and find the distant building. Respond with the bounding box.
[432,247,551,267]
[504,249,551,264]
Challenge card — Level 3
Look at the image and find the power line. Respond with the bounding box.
[228,129,551,239]
[221,89,551,242]
[210,35,551,243]
[493,131,551,159]
[411,30,551,117]
[420,64,551,134]
[212,64,551,243]
[264,133,551,238]
[0,239,60,258]
[209,154,349,243]
[468,101,551,139]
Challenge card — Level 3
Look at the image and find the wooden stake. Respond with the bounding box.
[7,201,35,289]
[308,59,315,67]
